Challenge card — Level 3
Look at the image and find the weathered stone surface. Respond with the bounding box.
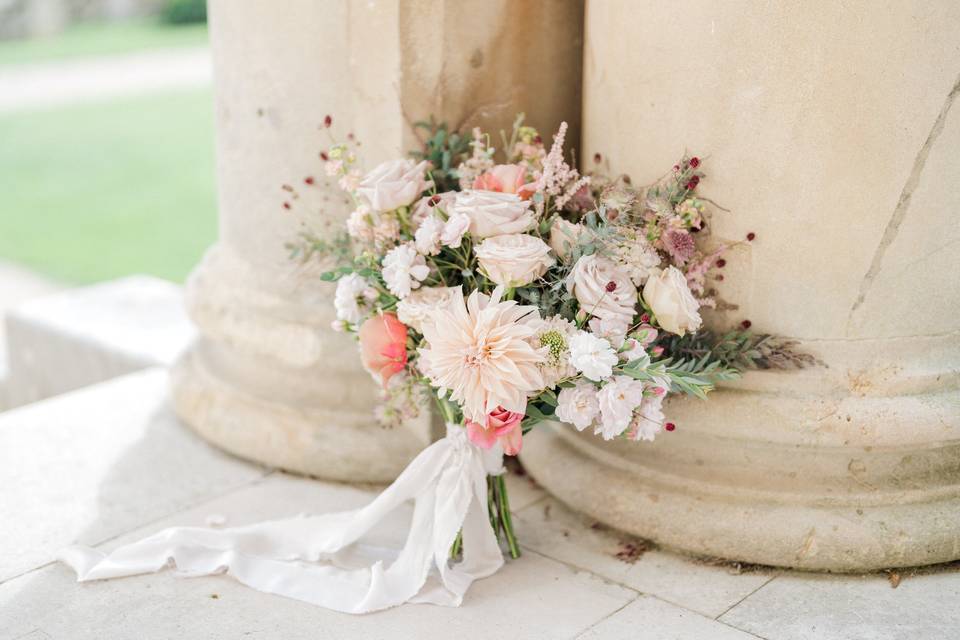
[522,0,960,571]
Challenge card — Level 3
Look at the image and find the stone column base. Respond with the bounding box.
[521,334,960,572]
[169,244,432,484]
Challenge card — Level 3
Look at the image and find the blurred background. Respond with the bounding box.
[0,0,214,308]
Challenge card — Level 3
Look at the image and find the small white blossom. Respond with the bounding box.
[346,206,374,242]
[597,375,645,439]
[414,215,444,256]
[568,331,618,382]
[627,392,666,442]
[382,242,430,298]
[556,380,600,431]
[619,338,649,364]
[334,273,368,324]
[441,212,470,248]
[588,316,629,349]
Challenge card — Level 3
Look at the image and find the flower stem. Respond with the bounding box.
[496,475,521,559]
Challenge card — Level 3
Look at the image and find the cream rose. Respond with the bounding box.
[549,217,586,260]
[566,254,638,323]
[642,266,702,336]
[452,190,535,238]
[475,234,555,287]
[357,159,432,212]
[396,285,460,333]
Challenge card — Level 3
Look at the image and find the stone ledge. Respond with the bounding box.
[3,276,194,409]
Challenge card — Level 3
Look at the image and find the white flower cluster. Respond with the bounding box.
[327,125,714,446]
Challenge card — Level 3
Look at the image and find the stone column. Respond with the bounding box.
[522,0,960,570]
[171,0,583,482]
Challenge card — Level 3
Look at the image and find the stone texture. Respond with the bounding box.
[4,371,960,638]
[720,570,960,640]
[515,496,774,618]
[522,0,960,571]
[4,276,193,408]
[578,596,758,640]
[0,368,265,583]
[171,0,584,482]
[1,476,635,640]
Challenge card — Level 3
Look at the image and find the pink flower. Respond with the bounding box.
[466,406,525,456]
[473,164,536,199]
[358,313,408,388]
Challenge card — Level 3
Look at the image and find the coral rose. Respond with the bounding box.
[473,164,534,198]
[358,313,408,388]
[466,406,525,456]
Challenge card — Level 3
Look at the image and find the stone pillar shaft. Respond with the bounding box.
[171,0,583,482]
[522,0,960,571]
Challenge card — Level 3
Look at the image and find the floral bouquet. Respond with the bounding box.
[58,115,808,614]
[295,115,806,559]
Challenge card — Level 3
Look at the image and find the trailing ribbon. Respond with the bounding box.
[58,425,505,614]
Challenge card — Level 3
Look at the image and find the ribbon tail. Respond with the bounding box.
[57,432,504,614]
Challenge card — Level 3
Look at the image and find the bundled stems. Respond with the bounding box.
[488,475,521,559]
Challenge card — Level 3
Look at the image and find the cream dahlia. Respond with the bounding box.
[418,287,546,422]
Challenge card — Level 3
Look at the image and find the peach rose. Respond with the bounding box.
[473,164,534,198]
[358,313,408,388]
[465,406,525,456]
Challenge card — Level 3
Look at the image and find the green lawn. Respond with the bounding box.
[0,19,208,67]
[0,88,217,284]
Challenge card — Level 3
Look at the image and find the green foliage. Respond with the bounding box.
[409,118,471,193]
[0,89,215,283]
[160,0,208,25]
[658,329,819,371]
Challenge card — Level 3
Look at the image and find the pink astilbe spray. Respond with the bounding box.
[535,122,590,214]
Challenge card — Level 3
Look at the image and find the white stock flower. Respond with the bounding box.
[642,266,702,336]
[334,273,368,324]
[628,392,666,442]
[418,287,546,422]
[588,316,629,349]
[619,338,649,364]
[441,212,470,248]
[597,375,646,440]
[556,380,600,431]
[357,159,432,212]
[475,234,555,287]
[346,206,374,242]
[568,331,618,382]
[382,242,430,298]
[411,191,456,226]
[396,285,460,333]
[452,190,536,238]
[414,215,444,256]
[566,254,638,323]
[549,217,586,260]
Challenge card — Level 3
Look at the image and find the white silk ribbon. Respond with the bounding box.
[58,425,505,614]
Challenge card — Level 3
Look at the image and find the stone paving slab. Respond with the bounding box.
[0,368,265,583]
[515,495,775,618]
[577,595,760,639]
[1,474,635,640]
[3,365,960,638]
[719,568,960,640]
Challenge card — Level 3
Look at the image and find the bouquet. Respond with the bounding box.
[293,115,808,558]
[58,114,810,614]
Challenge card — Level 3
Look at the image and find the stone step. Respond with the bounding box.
[2,276,194,409]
